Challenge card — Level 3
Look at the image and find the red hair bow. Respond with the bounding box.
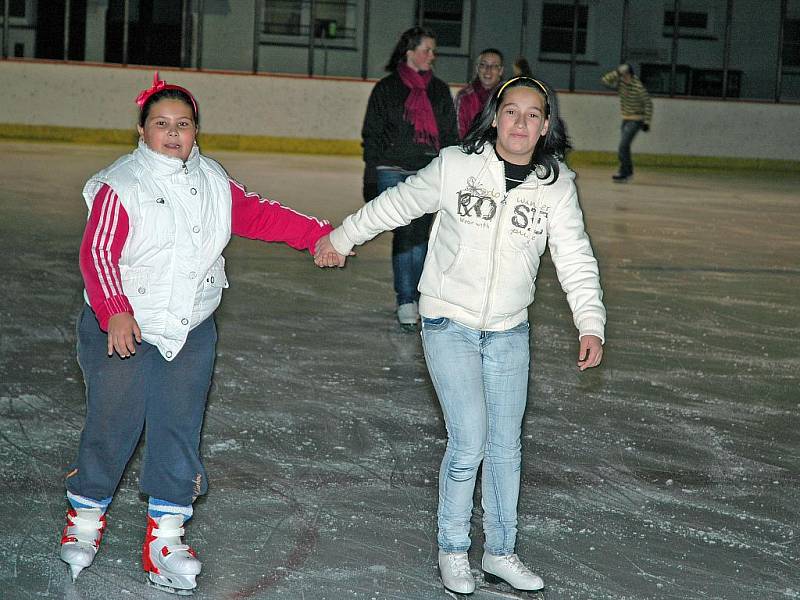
[135,71,198,115]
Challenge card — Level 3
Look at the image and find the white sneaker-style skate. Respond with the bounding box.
[397,302,419,330]
[482,553,544,591]
[142,514,201,595]
[60,507,107,581]
[438,550,476,595]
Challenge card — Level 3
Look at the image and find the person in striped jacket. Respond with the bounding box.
[601,63,653,182]
[59,73,343,594]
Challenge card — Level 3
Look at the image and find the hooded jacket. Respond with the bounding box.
[330,144,606,340]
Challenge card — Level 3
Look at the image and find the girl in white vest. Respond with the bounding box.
[317,77,606,595]
[59,74,343,594]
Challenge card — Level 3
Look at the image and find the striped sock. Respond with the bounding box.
[67,491,112,512]
[148,497,193,522]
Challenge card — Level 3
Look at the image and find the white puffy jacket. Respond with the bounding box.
[330,144,606,340]
[82,141,232,360]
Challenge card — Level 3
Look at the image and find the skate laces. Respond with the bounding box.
[504,554,531,575]
[447,552,472,576]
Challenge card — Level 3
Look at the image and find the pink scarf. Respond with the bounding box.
[471,79,492,107]
[397,62,440,149]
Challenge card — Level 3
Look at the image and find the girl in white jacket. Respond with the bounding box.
[319,77,606,595]
[59,74,342,594]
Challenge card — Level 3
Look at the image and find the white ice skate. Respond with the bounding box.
[439,549,476,595]
[60,507,107,581]
[482,553,544,591]
[142,514,201,595]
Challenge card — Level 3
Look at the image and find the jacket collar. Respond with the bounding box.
[479,142,540,189]
[135,139,201,177]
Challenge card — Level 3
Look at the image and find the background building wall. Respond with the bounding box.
[3,1,798,101]
[1,60,797,163]
[365,1,418,78]
[201,0,258,72]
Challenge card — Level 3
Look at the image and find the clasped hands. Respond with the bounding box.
[313,233,350,268]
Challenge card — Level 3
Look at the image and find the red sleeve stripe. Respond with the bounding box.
[230,179,330,228]
[90,186,124,299]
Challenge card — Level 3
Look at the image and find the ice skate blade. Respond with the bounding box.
[68,564,84,582]
[481,573,544,597]
[440,575,475,596]
[147,572,195,595]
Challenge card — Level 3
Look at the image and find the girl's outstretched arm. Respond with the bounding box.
[229,179,333,253]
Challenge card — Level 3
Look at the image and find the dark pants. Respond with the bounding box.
[618,120,644,177]
[66,305,216,506]
[376,168,433,306]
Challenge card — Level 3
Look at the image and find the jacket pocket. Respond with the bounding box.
[203,256,229,289]
[120,266,152,298]
[139,197,176,248]
[438,246,488,314]
[491,250,536,316]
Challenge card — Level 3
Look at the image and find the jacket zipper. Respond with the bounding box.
[477,156,541,329]
[478,161,509,329]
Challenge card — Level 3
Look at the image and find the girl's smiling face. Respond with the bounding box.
[137,98,197,162]
[493,86,549,165]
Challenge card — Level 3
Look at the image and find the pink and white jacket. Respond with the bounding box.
[80,140,331,360]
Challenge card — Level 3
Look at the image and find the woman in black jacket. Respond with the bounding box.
[361,26,458,330]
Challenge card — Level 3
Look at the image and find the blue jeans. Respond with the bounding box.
[376,168,433,306]
[618,120,643,177]
[421,317,531,556]
[66,305,216,507]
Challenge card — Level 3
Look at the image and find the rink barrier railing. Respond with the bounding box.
[1,122,799,173]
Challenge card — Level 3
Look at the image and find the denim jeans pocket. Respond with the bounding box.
[421,316,449,330]
[509,320,530,332]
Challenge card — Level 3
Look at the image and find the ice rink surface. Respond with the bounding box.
[0,141,797,600]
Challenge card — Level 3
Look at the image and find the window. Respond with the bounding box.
[784,19,800,67]
[640,63,690,95]
[418,0,469,51]
[262,0,356,42]
[10,0,26,18]
[690,69,741,97]
[664,10,707,29]
[264,1,303,36]
[1,0,28,21]
[662,7,714,38]
[639,64,740,98]
[540,2,588,55]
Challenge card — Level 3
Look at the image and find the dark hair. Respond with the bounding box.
[478,47,504,64]
[138,88,199,127]
[513,57,533,77]
[385,26,437,72]
[461,77,571,183]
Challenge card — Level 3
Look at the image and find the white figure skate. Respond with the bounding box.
[142,514,201,595]
[439,549,476,595]
[482,553,544,592]
[60,507,107,581]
